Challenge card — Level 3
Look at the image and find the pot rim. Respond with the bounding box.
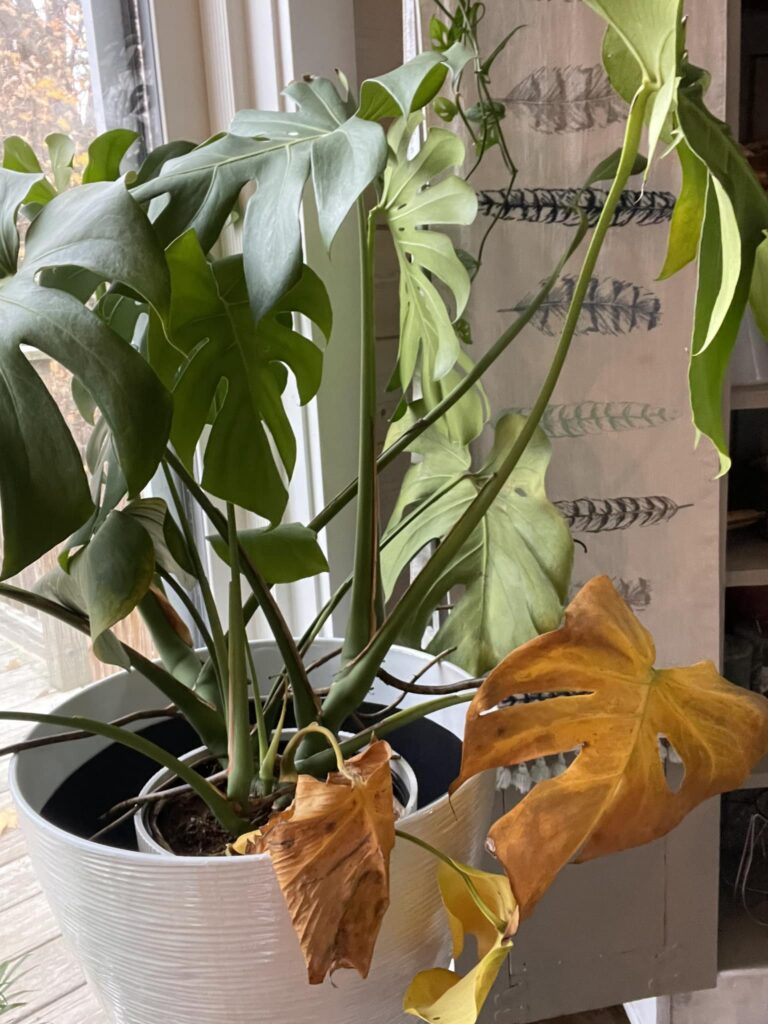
[135,740,420,856]
[10,641,471,866]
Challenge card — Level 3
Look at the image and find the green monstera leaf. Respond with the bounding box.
[153,230,331,523]
[676,64,768,474]
[208,522,328,585]
[134,56,451,321]
[380,122,478,393]
[381,414,573,675]
[34,508,156,668]
[0,176,171,579]
[585,0,683,164]
[592,1,768,475]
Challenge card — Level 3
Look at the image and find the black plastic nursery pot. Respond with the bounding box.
[40,706,463,851]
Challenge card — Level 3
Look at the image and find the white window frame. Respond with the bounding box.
[145,0,365,638]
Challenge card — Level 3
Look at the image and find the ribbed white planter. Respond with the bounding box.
[11,640,495,1024]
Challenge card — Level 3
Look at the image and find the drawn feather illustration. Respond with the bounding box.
[569,576,653,611]
[478,187,676,226]
[555,496,691,532]
[508,276,662,336]
[505,65,628,134]
[510,402,680,438]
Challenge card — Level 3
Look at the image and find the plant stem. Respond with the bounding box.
[320,87,652,731]
[0,710,247,834]
[162,461,228,708]
[156,567,217,662]
[0,706,177,757]
[343,202,381,663]
[309,224,587,535]
[246,640,269,775]
[297,692,474,775]
[225,503,253,809]
[395,828,508,933]
[137,589,203,689]
[260,687,287,793]
[0,583,227,757]
[164,449,319,729]
[280,722,348,782]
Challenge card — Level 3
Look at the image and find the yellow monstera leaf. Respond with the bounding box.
[404,859,518,1024]
[453,575,768,915]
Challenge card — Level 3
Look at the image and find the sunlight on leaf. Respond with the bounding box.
[404,859,518,1024]
[231,741,395,984]
[453,576,768,916]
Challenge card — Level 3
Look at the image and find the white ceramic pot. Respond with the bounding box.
[11,640,495,1024]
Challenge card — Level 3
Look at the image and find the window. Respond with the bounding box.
[1,0,160,692]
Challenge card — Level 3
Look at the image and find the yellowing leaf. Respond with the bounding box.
[404,859,517,1024]
[233,740,395,984]
[0,807,18,835]
[453,576,768,916]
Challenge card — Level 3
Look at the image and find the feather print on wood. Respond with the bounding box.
[505,65,628,134]
[569,577,653,611]
[510,402,680,438]
[555,496,691,532]
[508,276,662,336]
[477,187,676,226]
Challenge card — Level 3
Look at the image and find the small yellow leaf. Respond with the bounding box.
[453,575,768,915]
[234,740,395,984]
[0,807,19,836]
[228,828,264,855]
[404,858,517,1024]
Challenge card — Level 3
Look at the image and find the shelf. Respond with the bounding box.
[719,890,768,973]
[726,532,768,587]
[732,382,768,410]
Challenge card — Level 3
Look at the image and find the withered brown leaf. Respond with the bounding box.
[234,740,396,983]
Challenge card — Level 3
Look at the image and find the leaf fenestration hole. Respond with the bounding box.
[658,734,685,793]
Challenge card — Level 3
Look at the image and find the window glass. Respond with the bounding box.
[1,0,160,694]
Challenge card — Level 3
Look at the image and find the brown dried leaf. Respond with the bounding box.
[453,576,768,916]
[234,740,396,984]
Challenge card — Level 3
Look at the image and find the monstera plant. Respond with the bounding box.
[2,2,768,1023]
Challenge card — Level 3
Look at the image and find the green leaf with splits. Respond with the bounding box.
[382,414,572,675]
[380,123,477,392]
[156,230,331,522]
